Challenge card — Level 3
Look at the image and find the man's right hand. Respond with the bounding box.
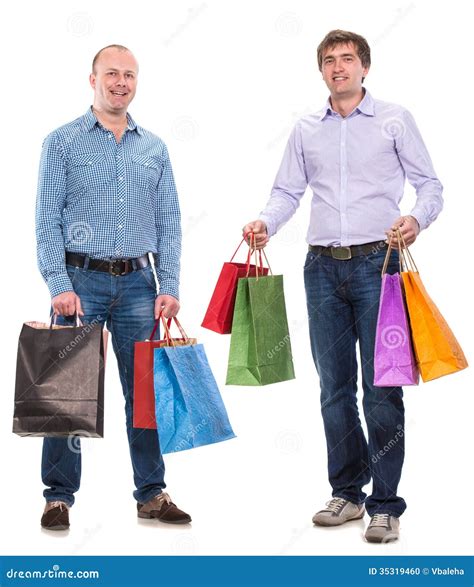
[242,220,269,249]
[52,291,84,317]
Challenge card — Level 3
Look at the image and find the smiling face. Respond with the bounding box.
[89,48,138,116]
[321,42,369,100]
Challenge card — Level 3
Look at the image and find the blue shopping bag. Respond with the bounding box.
[153,317,235,454]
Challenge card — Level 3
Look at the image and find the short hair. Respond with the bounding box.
[92,44,133,73]
[317,30,371,71]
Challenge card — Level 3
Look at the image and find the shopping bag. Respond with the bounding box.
[373,240,419,386]
[399,231,468,382]
[153,316,235,453]
[226,249,295,386]
[133,317,196,429]
[13,315,107,437]
[201,236,268,334]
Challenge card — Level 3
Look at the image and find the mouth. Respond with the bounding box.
[332,76,348,83]
[110,90,128,97]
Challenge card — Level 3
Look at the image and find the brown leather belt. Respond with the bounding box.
[308,240,388,261]
[66,252,150,276]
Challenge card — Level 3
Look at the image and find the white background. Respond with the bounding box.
[1,0,473,557]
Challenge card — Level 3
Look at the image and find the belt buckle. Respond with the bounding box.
[331,246,352,260]
[109,260,127,276]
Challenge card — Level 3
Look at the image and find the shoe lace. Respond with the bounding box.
[370,513,390,527]
[325,497,347,514]
[154,492,172,506]
[47,501,68,512]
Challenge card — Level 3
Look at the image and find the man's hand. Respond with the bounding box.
[155,294,180,320]
[52,291,84,317]
[242,220,269,250]
[385,215,420,247]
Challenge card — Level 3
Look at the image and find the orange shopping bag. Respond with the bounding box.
[399,231,468,382]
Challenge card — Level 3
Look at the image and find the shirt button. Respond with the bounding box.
[108,133,113,138]
[88,161,92,165]
[119,198,124,202]
[118,176,124,181]
[118,224,123,229]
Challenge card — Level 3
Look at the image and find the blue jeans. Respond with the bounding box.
[304,247,406,518]
[42,260,165,506]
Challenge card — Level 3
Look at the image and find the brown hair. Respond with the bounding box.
[317,30,371,71]
[92,44,133,73]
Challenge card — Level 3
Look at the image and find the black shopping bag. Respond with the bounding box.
[13,316,106,437]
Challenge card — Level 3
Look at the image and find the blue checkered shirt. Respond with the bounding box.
[36,107,181,299]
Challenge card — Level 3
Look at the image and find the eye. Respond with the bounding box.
[344,57,353,62]
[125,73,135,79]
[107,72,116,76]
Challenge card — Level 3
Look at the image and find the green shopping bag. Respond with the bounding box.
[225,247,295,386]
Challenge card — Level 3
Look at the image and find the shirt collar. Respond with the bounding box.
[81,106,143,135]
[322,88,375,119]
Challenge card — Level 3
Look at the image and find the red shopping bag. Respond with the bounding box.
[133,316,196,429]
[201,236,269,334]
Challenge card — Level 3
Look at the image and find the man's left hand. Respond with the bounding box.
[155,294,180,319]
[385,215,420,247]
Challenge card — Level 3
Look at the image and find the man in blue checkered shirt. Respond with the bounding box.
[36,44,191,530]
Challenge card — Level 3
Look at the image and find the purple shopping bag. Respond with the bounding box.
[373,247,419,387]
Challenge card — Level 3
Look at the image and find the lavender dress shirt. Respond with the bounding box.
[259,90,443,246]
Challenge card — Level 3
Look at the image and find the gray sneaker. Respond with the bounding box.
[365,514,400,543]
[312,497,365,526]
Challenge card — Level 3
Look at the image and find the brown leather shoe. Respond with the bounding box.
[41,501,70,531]
[137,492,191,524]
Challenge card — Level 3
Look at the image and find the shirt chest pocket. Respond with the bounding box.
[67,152,112,195]
[131,154,163,190]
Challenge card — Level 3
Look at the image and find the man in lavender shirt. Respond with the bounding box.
[244,30,443,543]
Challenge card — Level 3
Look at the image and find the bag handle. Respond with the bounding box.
[245,233,257,277]
[244,233,273,279]
[160,314,173,346]
[381,229,419,276]
[229,233,269,278]
[229,233,253,262]
[149,319,160,341]
[260,248,273,276]
[50,312,82,330]
[156,311,191,347]
[381,234,402,275]
[397,228,419,273]
[149,312,189,342]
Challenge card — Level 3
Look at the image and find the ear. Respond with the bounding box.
[89,73,96,90]
[317,60,324,79]
[362,66,370,80]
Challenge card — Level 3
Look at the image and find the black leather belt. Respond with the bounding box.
[66,252,150,276]
[309,240,388,260]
